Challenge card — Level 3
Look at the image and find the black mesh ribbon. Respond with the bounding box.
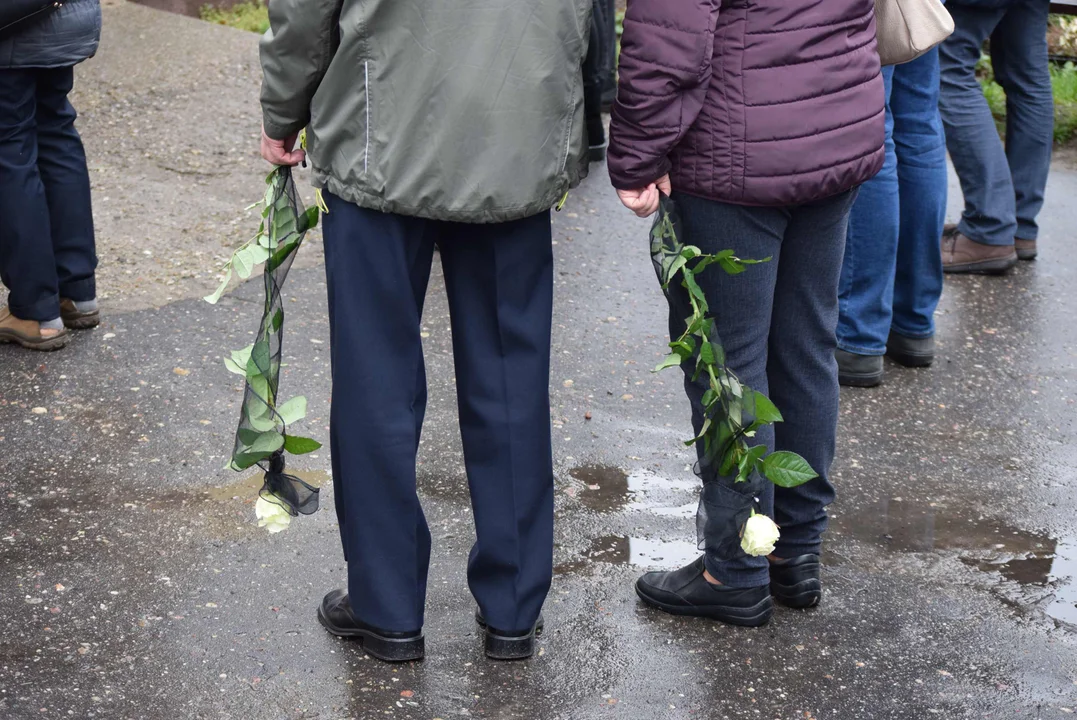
[231,166,320,518]
[650,194,764,562]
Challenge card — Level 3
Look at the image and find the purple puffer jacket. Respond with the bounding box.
[608,0,886,207]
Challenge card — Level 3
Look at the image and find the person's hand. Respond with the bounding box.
[260,127,305,166]
[616,174,671,218]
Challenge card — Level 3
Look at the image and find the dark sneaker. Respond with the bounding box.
[316,589,424,662]
[769,555,822,609]
[1015,238,1037,261]
[60,298,100,330]
[886,331,934,368]
[836,350,883,388]
[475,610,544,660]
[635,557,772,627]
[941,230,1017,275]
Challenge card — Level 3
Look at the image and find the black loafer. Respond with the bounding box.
[836,350,883,388]
[475,610,544,660]
[317,589,424,662]
[769,554,822,609]
[635,557,772,627]
[886,331,935,368]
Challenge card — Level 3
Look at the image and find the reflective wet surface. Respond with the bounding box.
[3,5,1077,718]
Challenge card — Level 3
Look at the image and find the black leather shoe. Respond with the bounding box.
[836,350,883,388]
[317,589,424,662]
[769,554,822,609]
[635,557,772,627]
[475,610,544,660]
[886,331,935,368]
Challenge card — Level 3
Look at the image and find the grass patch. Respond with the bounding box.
[979,57,1077,145]
[200,1,268,34]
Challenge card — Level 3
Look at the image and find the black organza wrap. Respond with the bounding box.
[651,195,764,562]
[232,166,320,518]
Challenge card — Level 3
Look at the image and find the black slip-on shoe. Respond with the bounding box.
[769,554,822,609]
[317,589,424,662]
[886,331,935,368]
[635,557,772,627]
[836,350,883,388]
[475,610,544,660]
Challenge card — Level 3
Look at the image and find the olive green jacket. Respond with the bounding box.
[260,0,592,224]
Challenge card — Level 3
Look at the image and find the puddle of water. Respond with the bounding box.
[555,534,700,575]
[570,464,696,517]
[832,498,1077,625]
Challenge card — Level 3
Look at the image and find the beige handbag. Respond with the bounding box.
[874,0,955,66]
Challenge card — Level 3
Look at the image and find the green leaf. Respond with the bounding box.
[276,396,307,426]
[683,271,707,308]
[736,444,769,484]
[247,243,270,266]
[701,388,718,408]
[271,308,284,333]
[751,391,783,424]
[680,245,702,260]
[699,342,716,365]
[204,267,233,305]
[664,255,688,286]
[250,340,272,376]
[762,451,819,488]
[232,247,254,279]
[718,256,746,275]
[284,434,322,455]
[224,356,245,375]
[299,206,319,233]
[655,353,683,372]
[671,337,695,357]
[246,403,279,432]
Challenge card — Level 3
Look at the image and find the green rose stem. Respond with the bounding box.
[205,166,323,485]
[651,204,818,491]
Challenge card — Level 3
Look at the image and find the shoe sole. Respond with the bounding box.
[943,253,1018,275]
[0,329,70,351]
[62,310,100,330]
[1017,249,1037,261]
[316,606,424,662]
[771,578,822,609]
[885,350,934,368]
[634,584,773,627]
[475,615,543,660]
[838,371,882,388]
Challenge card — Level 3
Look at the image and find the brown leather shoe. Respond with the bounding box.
[60,298,100,329]
[1015,238,1037,261]
[0,308,70,351]
[941,230,1017,275]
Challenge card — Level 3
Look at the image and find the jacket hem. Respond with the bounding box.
[314,165,586,225]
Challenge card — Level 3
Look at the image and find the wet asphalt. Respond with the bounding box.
[4,6,1077,720]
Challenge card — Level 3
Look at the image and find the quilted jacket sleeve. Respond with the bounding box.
[607,0,721,190]
[259,0,343,140]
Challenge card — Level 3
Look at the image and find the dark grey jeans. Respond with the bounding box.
[670,189,856,588]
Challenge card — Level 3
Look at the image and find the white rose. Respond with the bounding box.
[255,495,292,534]
[741,512,780,557]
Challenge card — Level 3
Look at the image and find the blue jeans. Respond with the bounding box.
[322,194,555,634]
[838,51,948,355]
[0,66,97,321]
[671,189,856,588]
[939,0,1053,246]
